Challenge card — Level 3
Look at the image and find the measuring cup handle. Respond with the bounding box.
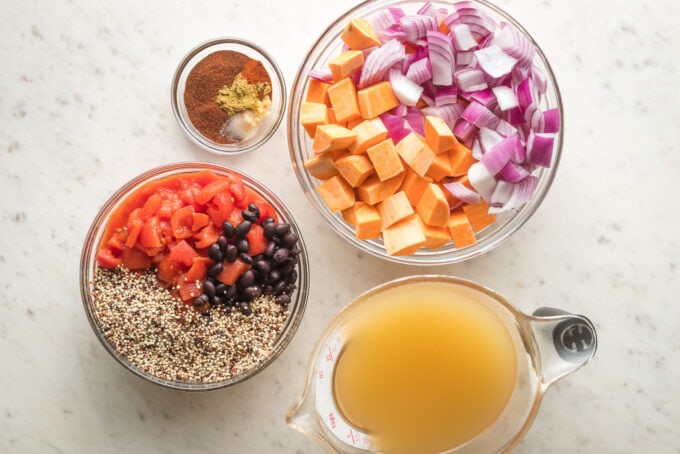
[529,307,598,387]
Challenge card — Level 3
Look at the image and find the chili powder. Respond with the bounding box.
[184,50,272,144]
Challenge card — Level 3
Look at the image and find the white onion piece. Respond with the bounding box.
[468,161,496,202]
[471,138,483,160]
[490,180,513,205]
[443,181,481,204]
[451,23,478,51]
[388,69,424,106]
[359,39,405,88]
[474,45,518,78]
[492,85,519,111]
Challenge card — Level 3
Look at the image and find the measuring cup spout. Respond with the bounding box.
[526,307,597,388]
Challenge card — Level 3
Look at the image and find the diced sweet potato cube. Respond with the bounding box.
[313,124,357,154]
[329,50,364,81]
[346,117,363,129]
[304,153,340,180]
[426,152,453,181]
[449,142,477,176]
[396,132,435,177]
[366,138,404,181]
[327,77,361,123]
[333,154,374,187]
[415,214,451,249]
[416,183,450,227]
[306,79,331,105]
[341,18,381,50]
[400,168,433,206]
[317,175,355,212]
[349,118,388,155]
[463,201,497,232]
[357,172,405,206]
[382,216,426,256]
[301,102,329,137]
[377,191,414,228]
[355,204,382,239]
[424,115,457,154]
[448,209,476,248]
[342,201,366,226]
[357,81,399,119]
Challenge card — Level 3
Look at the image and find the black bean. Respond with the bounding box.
[279,262,295,277]
[255,260,271,274]
[275,223,291,235]
[262,217,275,225]
[247,203,259,216]
[264,241,276,257]
[289,245,300,256]
[238,253,253,265]
[215,283,227,296]
[217,236,229,252]
[273,247,289,263]
[223,304,233,314]
[263,285,274,295]
[222,221,235,238]
[211,295,223,306]
[236,238,249,253]
[274,280,287,295]
[263,222,276,239]
[224,244,238,263]
[235,220,252,237]
[288,270,298,283]
[208,262,223,277]
[207,243,223,262]
[193,294,209,307]
[205,275,218,284]
[226,284,238,299]
[203,280,216,298]
[282,232,298,247]
[243,285,262,299]
[239,302,253,316]
[268,269,281,283]
[276,294,291,306]
[285,284,297,294]
[239,270,255,287]
[241,209,258,223]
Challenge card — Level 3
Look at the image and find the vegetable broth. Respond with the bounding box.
[332,281,517,454]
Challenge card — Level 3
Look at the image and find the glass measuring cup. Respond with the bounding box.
[286,275,597,453]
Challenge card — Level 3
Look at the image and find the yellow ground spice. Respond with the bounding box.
[216,74,271,116]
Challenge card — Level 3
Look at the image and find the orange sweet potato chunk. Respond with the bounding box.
[317,175,355,212]
[366,138,404,182]
[357,82,399,119]
[341,18,381,50]
[327,77,361,124]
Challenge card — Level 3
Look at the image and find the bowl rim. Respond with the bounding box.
[287,0,564,266]
[171,37,287,156]
[79,162,310,391]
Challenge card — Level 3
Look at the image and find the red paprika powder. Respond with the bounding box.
[184,50,272,144]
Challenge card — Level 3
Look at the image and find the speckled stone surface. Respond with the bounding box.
[1,0,679,452]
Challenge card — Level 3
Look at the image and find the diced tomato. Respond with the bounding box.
[215,259,251,285]
[177,273,202,301]
[206,190,234,227]
[246,224,268,256]
[195,178,232,205]
[186,256,212,282]
[121,246,152,270]
[194,223,219,249]
[138,216,162,249]
[168,239,199,267]
[253,198,278,223]
[106,230,126,252]
[159,219,174,246]
[230,178,248,208]
[157,254,184,283]
[228,208,243,227]
[96,248,122,268]
[157,190,183,219]
[191,212,210,231]
[141,193,162,220]
[178,180,203,210]
[170,205,195,239]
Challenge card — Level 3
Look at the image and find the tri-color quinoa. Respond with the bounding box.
[92,267,289,383]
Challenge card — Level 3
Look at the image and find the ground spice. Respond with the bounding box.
[183,50,272,144]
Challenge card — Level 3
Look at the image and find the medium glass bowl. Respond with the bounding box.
[172,38,286,155]
[287,0,563,265]
[80,162,309,391]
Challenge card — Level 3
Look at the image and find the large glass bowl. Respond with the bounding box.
[80,162,309,391]
[287,0,563,265]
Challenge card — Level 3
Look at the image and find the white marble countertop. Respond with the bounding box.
[1,0,679,452]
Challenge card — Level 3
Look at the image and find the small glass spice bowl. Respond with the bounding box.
[80,162,309,391]
[287,0,563,265]
[171,38,286,155]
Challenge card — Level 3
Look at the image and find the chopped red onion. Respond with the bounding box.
[427,31,455,86]
[490,180,513,205]
[452,119,478,147]
[359,39,405,88]
[450,23,478,51]
[421,104,463,129]
[455,68,488,92]
[308,67,333,82]
[417,1,438,18]
[434,85,458,106]
[479,127,503,153]
[468,161,496,201]
[491,85,519,111]
[481,135,517,174]
[388,69,424,106]
[488,176,537,213]
[443,181,482,204]
[542,107,560,133]
[526,132,554,168]
[405,57,432,85]
[500,161,530,182]
[400,14,438,42]
[380,114,411,142]
[474,45,518,78]
[461,101,499,129]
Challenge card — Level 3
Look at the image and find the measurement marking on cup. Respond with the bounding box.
[326,346,334,362]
